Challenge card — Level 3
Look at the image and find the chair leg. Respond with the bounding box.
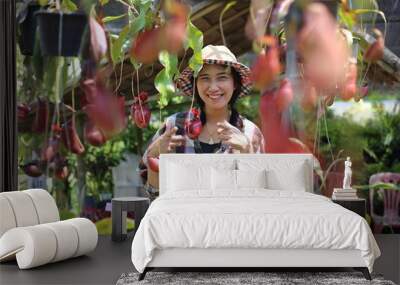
[354,267,371,280]
[138,268,148,281]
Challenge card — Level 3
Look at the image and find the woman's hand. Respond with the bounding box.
[216,121,251,153]
[148,126,185,157]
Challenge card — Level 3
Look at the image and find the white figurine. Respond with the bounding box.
[343,157,352,189]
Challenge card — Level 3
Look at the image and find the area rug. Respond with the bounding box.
[116,271,395,285]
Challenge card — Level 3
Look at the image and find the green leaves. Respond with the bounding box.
[110,1,152,65]
[44,57,65,104]
[338,6,355,30]
[355,182,400,191]
[99,0,109,5]
[130,13,146,36]
[102,14,126,23]
[155,51,179,108]
[186,20,203,77]
[38,0,48,6]
[62,0,78,12]
[111,25,130,64]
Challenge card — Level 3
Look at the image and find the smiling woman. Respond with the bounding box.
[141,45,265,199]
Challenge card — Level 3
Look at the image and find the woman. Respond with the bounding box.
[142,45,265,199]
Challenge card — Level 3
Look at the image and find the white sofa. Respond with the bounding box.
[0,189,98,269]
[132,154,380,281]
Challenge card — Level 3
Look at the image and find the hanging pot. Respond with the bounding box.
[17,4,41,55]
[36,11,87,57]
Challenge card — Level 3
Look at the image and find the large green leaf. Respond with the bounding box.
[129,9,146,36]
[44,57,65,104]
[38,0,48,6]
[80,0,97,14]
[129,1,152,37]
[154,51,179,108]
[111,25,130,64]
[62,0,78,12]
[159,51,178,79]
[338,6,355,30]
[102,14,126,23]
[155,69,175,108]
[32,37,44,83]
[186,21,203,77]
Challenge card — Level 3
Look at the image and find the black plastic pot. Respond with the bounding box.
[18,4,41,55]
[36,11,88,57]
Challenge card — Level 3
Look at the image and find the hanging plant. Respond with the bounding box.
[21,160,44,177]
[131,91,151,129]
[251,36,281,91]
[84,120,107,147]
[89,16,108,62]
[36,0,88,57]
[82,78,127,139]
[61,118,85,155]
[31,97,49,133]
[184,108,202,140]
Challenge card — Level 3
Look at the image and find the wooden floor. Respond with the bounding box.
[1,235,398,285]
[0,235,135,285]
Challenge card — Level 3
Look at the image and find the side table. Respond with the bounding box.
[332,198,366,218]
[112,197,150,242]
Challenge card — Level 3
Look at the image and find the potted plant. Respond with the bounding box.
[36,0,87,57]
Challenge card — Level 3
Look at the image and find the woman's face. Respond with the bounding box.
[196,64,235,110]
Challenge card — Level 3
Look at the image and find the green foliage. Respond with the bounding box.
[83,139,126,198]
[360,103,400,183]
[236,92,260,123]
[62,0,78,12]
[313,110,367,186]
[102,14,126,23]
[111,25,130,64]
[59,209,77,220]
[186,20,203,77]
[315,102,400,188]
[95,217,134,235]
[155,51,179,109]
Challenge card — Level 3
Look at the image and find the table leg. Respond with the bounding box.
[112,201,123,242]
[121,210,127,239]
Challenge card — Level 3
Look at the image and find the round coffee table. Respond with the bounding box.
[111,196,150,242]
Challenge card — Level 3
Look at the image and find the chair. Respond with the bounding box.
[0,189,98,269]
[369,172,400,233]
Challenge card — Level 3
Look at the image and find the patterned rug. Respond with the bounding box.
[116,271,395,285]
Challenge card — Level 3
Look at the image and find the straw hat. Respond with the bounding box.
[176,45,252,98]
